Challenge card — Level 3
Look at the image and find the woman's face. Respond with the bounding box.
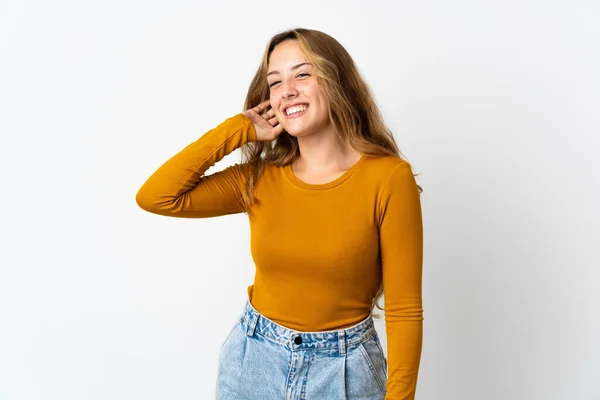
[266,40,331,138]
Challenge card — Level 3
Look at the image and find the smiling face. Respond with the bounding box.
[266,39,332,138]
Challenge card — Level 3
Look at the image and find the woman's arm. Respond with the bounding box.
[379,161,424,400]
[135,113,256,218]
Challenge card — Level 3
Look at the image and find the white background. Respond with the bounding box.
[1,1,599,399]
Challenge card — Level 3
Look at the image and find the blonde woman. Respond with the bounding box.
[136,28,424,399]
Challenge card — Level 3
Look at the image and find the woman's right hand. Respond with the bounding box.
[243,99,285,142]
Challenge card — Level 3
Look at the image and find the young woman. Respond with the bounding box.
[136,28,424,400]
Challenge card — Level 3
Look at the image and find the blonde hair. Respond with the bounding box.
[239,28,423,319]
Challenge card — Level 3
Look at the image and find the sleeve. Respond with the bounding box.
[378,162,424,400]
[135,113,257,218]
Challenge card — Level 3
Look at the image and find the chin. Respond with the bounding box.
[281,123,300,136]
[284,128,310,138]
[282,121,317,138]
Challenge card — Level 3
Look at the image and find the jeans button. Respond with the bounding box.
[294,336,302,345]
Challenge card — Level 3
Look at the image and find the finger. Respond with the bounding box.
[268,116,279,126]
[272,123,285,136]
[253,99,271,114]
[263,108,276,119]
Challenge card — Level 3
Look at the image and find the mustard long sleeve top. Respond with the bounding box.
[136,113,424,399]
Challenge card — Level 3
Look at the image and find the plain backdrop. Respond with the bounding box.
[1,0,599,399]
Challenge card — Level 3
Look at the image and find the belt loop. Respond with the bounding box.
[338,329,346,356]
[247,312,259,337]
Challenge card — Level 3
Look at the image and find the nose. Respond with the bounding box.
[281,79,298,99]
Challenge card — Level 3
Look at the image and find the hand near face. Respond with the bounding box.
[243,100,285,142]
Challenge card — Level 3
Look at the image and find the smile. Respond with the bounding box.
[285,104,309,118]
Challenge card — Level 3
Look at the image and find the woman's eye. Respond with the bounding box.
[268,73,309,88]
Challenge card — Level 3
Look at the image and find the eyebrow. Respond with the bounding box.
[267,62,313,77]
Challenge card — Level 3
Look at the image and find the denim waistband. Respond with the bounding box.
[239,297,376,354]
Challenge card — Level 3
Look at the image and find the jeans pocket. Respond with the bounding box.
[357,336,387,394]
[373,337,388,376]
[220,318,240,350]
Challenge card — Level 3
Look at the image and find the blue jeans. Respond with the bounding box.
[216,296,388,399]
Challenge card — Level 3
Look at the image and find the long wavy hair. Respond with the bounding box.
[239,28,423,319]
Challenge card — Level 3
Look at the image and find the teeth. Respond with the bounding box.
[285,104,308,115]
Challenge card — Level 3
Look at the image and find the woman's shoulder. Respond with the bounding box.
[362,154,411,175]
